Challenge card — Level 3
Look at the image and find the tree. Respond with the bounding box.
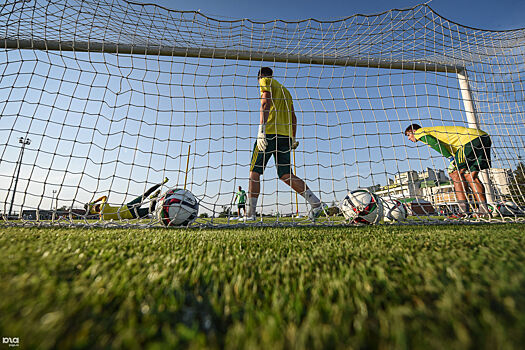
[509,162,525,205]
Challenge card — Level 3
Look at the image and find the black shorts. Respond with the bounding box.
[250,134,293,178]
[455,134,492,173]
[237,203,246,210]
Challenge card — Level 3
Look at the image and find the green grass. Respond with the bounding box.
[1,224,525,349]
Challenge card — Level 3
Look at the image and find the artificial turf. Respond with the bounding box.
[1,224,524,349]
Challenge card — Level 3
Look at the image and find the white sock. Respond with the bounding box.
[303,189,321,208]
[247,197,258,217]
[458,200,469,214]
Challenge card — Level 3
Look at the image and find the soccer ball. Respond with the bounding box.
[382,198,408,222]
[487,201,522,217]
[499,201,521,216]
[488,202,514,216]
[487,202,504,216]
[340,189,383,224]
[157,188,199,226]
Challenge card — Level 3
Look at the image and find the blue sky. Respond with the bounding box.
[149,0,525,30]
[0,0,523,216]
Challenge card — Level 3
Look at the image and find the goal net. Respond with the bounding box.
[1,0,524,227]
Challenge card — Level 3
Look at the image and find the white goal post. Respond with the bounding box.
[1,0,524,226]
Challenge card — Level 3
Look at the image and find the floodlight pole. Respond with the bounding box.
[8,137,31,217]
[457,70,495,203]
[51,190,57,210]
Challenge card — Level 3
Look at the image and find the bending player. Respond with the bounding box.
[247,67,326,221]
[405,124,492,217]
[85,177,168,220]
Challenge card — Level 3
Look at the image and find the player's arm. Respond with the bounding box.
[89,195,107,206]
[95,195,107,203]
[260,91,271,124]
[291,104,299,149]
[84,195,107,216]
[419,135,453,158]
[257,91,272,151]
[291,103,297,138]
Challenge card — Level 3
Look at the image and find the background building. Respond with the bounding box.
[488,168,513,197]
[376,167,515,214]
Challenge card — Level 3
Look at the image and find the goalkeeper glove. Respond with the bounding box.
[257,124,267,151]
[447,159,457,174]
[291,137,299,150]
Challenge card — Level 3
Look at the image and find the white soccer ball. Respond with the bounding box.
[340,189,383,224]
[382,198,408,222]
[157,188,199,226]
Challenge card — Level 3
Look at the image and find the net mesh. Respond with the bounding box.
[1,0,524,227]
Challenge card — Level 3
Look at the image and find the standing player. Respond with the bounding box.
[85,177,169,220]
[233,186,247,219]
[247,67,326,221]
[404,124,492,216]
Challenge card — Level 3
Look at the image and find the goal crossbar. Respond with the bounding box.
[1,39,464,73]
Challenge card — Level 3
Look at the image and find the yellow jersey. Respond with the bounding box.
[259,77,294,137]
[99,203,134,220]
[87,196,134,220]
[414,126,488,154]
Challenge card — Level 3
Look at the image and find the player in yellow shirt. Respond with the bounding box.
[85,177,168,220]
[405,124,491,216]
[248,67,327,221]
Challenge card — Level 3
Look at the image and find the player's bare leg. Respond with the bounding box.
[450,170,469,215]
[464,171,489,215]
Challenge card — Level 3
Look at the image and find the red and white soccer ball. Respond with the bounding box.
[382,198,408,222]
[489,201,521,216]
[340,189,383,224]
[157,188,199,226]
